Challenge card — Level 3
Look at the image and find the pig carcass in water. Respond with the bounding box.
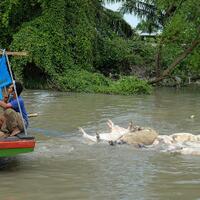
[79,120,200,155]
[79,120,158,146]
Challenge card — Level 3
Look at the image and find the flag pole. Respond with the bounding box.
[3,51,28,135]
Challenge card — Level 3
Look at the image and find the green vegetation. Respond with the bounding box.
[0,0,199,94]
[58,70,151,94]
[108,0,200,84]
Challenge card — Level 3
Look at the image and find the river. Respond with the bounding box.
[0,86,200,200]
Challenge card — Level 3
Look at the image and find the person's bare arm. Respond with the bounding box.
[0,101,12,109]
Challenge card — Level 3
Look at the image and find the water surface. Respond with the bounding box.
[1,87,200,200]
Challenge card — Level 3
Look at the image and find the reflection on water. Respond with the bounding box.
[1,87,200,199]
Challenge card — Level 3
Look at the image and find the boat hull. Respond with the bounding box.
[0,136,35,157]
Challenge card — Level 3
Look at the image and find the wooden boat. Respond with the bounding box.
[0,133,35,157]
[0,50,36,157]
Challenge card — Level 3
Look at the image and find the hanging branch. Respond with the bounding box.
[149,38,200,84]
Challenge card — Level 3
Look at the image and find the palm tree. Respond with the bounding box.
[105,0,163,33]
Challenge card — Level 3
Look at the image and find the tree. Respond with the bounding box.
[0,0,42,47]
[105,0,200,83]
[1,0,141,91]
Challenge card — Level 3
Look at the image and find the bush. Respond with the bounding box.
[108,76,152,95]
[57,70,111,93]
[58,71,152,95]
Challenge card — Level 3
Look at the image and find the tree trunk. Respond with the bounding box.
[155,41,163,78]
[149,38,200,84]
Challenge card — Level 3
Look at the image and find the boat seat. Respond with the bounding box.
[0,133,35,141]
[16,133,35,140]
[0,136,19,141]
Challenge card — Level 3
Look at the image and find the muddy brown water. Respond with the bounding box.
[0,87,200,200]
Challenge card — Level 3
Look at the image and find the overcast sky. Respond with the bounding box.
[104,2,140,28]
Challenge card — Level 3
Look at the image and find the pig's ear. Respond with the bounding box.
[78,127,85,134]
[107,119,114,128]
[128,121,133,131]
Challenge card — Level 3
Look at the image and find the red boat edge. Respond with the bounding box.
[0,134,35,157]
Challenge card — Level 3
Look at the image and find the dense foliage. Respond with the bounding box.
[58,70,151,94]
[0,0,154,94]
[107,0,200,85]
[1,0,199,93]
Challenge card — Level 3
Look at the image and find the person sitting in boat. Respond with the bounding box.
[0,81,29,137]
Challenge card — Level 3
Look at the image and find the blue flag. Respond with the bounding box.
[0,55,12,88]
[0,88,3,100]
